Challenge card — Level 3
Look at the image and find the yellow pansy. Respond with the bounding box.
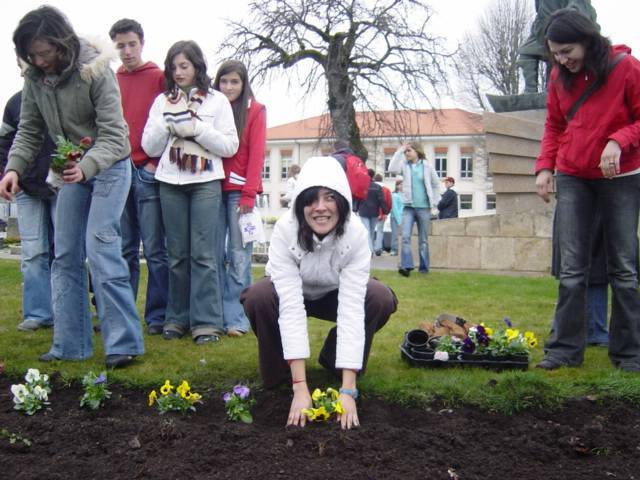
[524,331,538,348]
[160,380,174,395]
[506,328,520,342]
[484,326,494,336]
[148,390,158,406]
[315,406,330,421]
[333,401,345,415]
[326,387,339,400]
[188,392,202,403]
[311,388,325,402]
[302,408,316,420]
[177,381,190,398]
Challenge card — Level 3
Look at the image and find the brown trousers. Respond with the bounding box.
[241,277,397,388]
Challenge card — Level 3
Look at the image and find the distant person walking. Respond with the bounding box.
[388,143,440,277]
[389,179,403,256]
[357,169,389,253]
[437,176,458,219]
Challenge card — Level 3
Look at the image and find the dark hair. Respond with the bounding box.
[294,186,350,252]
[544,8,611,90]
[367,168,375,178]
[212,60,254,139]
[164,40,210,93]
[13,5,80,73]
[109,18,144,42]
[373,173,383,182]
[394,179,403,192]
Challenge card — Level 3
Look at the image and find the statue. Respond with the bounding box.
[517,0,598,94]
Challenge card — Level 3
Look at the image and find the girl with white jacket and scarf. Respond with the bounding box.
[142,41,238,344]
[241,157,397,429]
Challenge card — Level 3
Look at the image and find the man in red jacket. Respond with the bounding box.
[110,18,168,335]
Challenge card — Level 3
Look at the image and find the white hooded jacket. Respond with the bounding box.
[265,157,371,370]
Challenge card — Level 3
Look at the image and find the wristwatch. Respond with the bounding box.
[339,387,359,399]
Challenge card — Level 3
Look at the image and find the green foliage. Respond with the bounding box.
[11,369,51,415]
[223,385,255,423]
[0,428,32,447]
[148,380,202,414]
[50,136,91,173]
[79,371,111,410]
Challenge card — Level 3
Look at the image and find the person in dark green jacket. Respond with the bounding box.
[0,5,143,369]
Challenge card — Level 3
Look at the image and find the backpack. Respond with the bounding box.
[332,152,371,202]
[379,185,392,217]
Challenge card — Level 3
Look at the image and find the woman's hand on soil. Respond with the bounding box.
[337,394,360,430]
[63,163,85,184]
[599,140,621,178]
[0,171,20,200]
[286,386,312,428]
[535,169,554,203]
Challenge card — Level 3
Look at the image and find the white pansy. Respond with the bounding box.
[11,384,28,403]
[25,368,41,384]
[33,385,48,401]
[434,351,450,362]
[41,373,49,384]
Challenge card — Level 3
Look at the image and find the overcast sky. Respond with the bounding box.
[1,0,638,127]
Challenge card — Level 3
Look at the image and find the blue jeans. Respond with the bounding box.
[401,206,430,272]
[16,191,56,326]
[374,217,385,253]
[220,191,252,332]
[390,216,400,254]
[359,216,377,253]
[121,162,168,327]
[546,173,640,366]
[160,181,223,337]
[49,159,144,359]
[587,284,609,344]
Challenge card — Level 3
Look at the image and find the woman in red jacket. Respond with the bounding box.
[213,60,267,337]
[535,9,640,372]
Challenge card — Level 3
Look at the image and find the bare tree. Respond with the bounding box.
[217,0,452,160]
[454,0,533,111]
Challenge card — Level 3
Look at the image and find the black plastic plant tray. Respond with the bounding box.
[400,345,529,371]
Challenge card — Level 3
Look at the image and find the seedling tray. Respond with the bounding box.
[400,345,529,371]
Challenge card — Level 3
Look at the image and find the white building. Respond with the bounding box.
[257,108,493,220]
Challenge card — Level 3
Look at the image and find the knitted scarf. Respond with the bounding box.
[163,88,214,173]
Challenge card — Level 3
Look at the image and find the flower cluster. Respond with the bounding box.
[148,380,202,414]
[302,388,345,422]
[80,371,111,410]
[11,368,51,415]
[433,318,538,358]
[50,136,92,173]
[222,384,255,423]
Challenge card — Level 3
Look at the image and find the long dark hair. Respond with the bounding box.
[212,60,254,139]
[294,186,350,252]
[13,5,80,73]
[544,8,611,90]
[164,40,210,93]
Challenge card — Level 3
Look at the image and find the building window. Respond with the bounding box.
[460,155,473,179]
[434,147,448,178]
[256,193,270,209]
[460,194,473,210]
[383,148,397,178]
[280,149,293,180]
[262,157,270,180]
[486,194,496,210]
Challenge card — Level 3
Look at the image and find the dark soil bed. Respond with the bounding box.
[1,375,639,479]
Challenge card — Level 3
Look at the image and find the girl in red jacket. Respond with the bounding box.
[535,9,640,372]
[213,60,267,337]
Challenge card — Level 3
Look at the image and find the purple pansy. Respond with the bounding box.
[94,373,107,385]
[462,337,476,354]
[504,317,513,328]
[233,384,250,399]
[222,392,232,403]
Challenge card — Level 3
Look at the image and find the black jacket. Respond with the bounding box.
[357,181,389,218]
[0,91,55,198]
[437,188,458,219]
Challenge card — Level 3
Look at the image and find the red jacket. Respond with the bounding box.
[116,62,166,167]
[378,185,392,220]
[536,45,640,179]
[222,99,266,208]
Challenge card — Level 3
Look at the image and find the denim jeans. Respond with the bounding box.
[220,191,252,332]
[160,180,223,337]
[400,206,430,272]
[49,159,144,359]
[374,217,385,253]
[359,216,377,253]
[587,284,609,344]
[545,173,640,367]
[121,162,168,327]
[390,216,400,254]
[16,191,56,326]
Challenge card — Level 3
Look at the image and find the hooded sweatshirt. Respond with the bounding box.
[116,62,165,167]
[265,156,371,370]
[7,38,130,181]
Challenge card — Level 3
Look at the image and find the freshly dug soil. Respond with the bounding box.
[1,375,639,480]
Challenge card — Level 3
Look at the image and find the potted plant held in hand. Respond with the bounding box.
[47,136,92,189]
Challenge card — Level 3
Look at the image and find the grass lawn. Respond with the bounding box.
[1,258,639,413]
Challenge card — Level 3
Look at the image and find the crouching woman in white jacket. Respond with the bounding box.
[241,157,397,429]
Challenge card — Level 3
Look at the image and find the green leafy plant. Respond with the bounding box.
[148,380,202,414]
[80,371,111,410]
[486,318,538,357]
[11,368,51,415]
[302,388,344,422]
[50,136,92,173]
[433,335,462,354]
[0,428,32,447]
[222,384,256,423]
